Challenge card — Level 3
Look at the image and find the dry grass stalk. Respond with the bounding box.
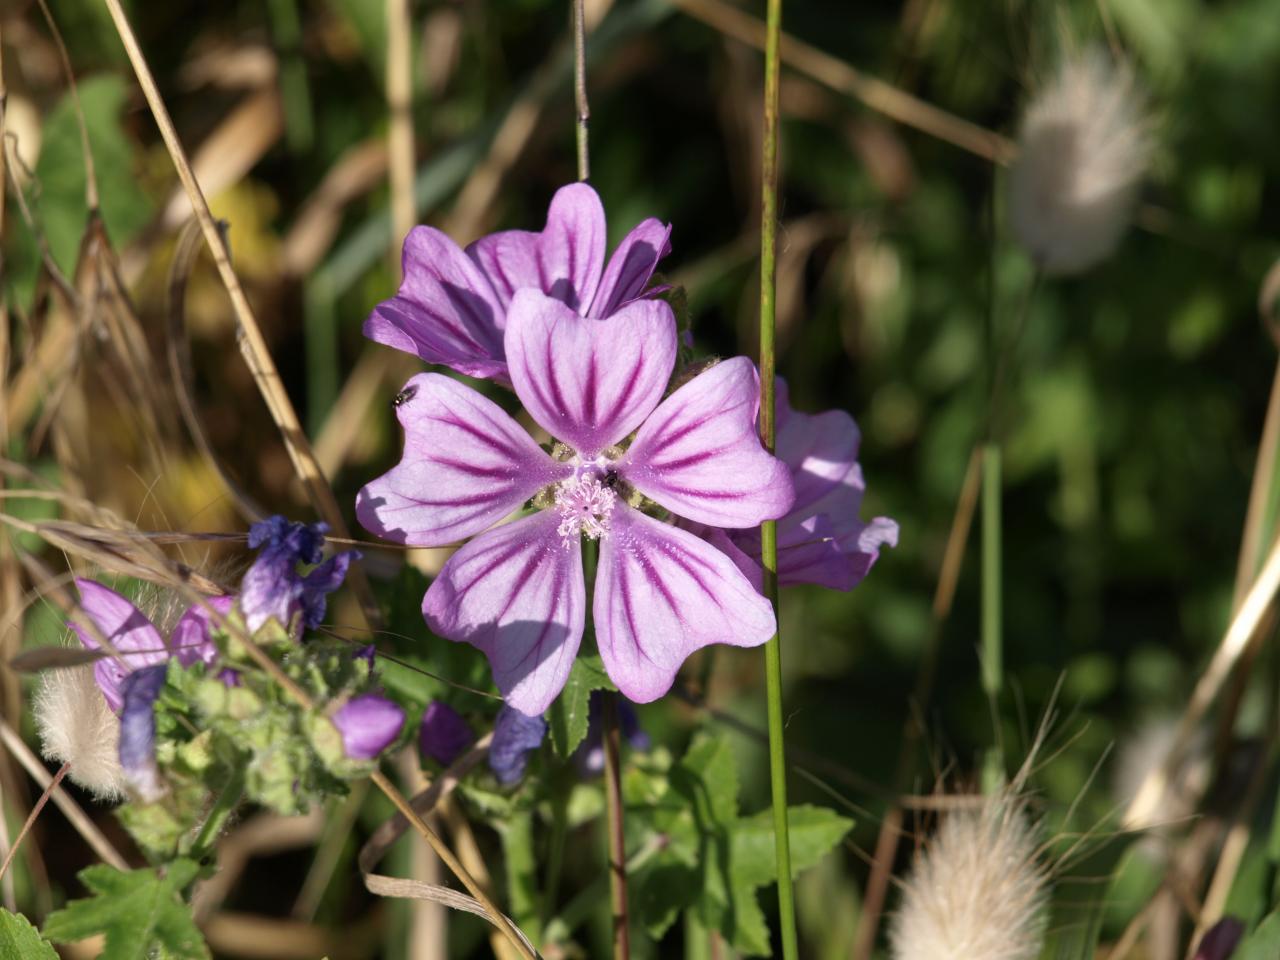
[386,0,416,275]
[96,0,380,632]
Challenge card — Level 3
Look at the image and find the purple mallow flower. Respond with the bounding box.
[574,692,650,777]
[419,701,475,766]
[241,516,358,634]
[692,379,897,591]
[489,706,547,786]
[332,693,406,761]
[357,290,794,714]
[118,663,168,801]
[70,579,232,713]
[364,183,671,385]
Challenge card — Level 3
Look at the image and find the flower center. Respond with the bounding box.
[554,471,618,546]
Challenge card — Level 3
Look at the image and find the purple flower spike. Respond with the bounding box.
[1194,918,1244,960]
[489,706,546,786]
[241,516,358,634]
[118,663,168,801]
[71,580,229,712]
[696,378,898,592]
[359,292,795,714]
[364,182,672,385]
[419,701,475,766]
[333,694,405,760]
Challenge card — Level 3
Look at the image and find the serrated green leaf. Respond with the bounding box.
[0,909,58,960]
[43,859,208,960]
[1238,912,1280,960]
[548,654,614,757]
[673,731,739,827]
[637,855,701,940]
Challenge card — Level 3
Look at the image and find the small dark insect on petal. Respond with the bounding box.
[603,470,619,489]
[393,384,418,407]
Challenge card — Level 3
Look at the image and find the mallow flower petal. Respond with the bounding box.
[170,595,234,669]
[594,509,776,703]
[505,290,677,457]
[357,374,570,547]
[364,227,508,382]
[775,379,862,514]
[466,230,541,311]
[618,357,794,527]
[71,579,167,713]
[537,182,606,312]
[424,511,586,716]
[589,218,672,319]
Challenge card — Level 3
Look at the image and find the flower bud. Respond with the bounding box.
[1194,918,1244,960]
[489,706,546,786]
[419,701,474,766]
[118,664,169,802]
[332,693,405,760]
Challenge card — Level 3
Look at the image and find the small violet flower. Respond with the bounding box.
[357,290,794,714]
[70,579,232,713]
[692,379,897,591]
[419,701,475,766]
[489,706,547,786]
[241,516,358,634]
[365,183,671,385]
[574,692,650,777]
[332,693,406,761]
[118,663,168,802]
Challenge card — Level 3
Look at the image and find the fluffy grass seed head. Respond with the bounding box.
[890,794,1048,960]
[34,663,125,802]
[1009,49,1151,275]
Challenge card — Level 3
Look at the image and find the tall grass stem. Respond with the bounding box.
[758,0,797,954]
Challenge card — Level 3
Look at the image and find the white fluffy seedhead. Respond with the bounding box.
[1008,49,1151,275]
[1114,716,1208,835]
[34,664,125,802]
[890,795,1048,960]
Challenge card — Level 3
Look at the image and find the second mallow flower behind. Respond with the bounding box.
[357,289,795,714]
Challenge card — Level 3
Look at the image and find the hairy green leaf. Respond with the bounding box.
[0,909,58,960]
[42,860,208,960]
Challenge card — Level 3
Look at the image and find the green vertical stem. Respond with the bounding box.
[573,0,590,181]
[303,276,339,437]
[758,0,796,955]
[501,809,543,947]
[980,445,1002,700]
[266,0,314,153]
[602,694,630,960]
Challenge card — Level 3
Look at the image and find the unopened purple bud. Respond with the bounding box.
[333,694,405,760]
[118,664,168,801]
[354,645,377,667]
[489,706,546,786]
[1194,918,1245,960]
[419,701,474,766]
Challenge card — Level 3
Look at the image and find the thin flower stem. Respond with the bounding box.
[602,694,630,960]
[0,762,68,885]
[573,0,590,181]
[190,767,246,861]
[758,0,797,954]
